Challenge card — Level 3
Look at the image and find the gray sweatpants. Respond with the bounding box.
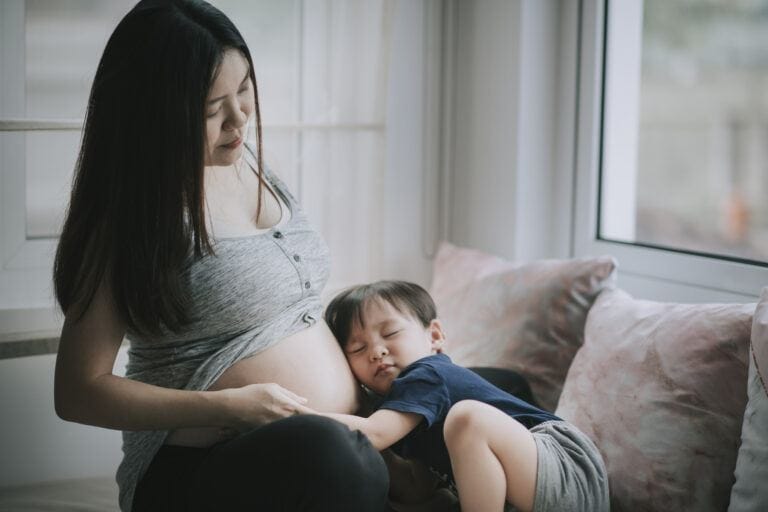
[529,420,610,512]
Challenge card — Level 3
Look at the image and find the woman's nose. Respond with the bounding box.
[224,104,248,131]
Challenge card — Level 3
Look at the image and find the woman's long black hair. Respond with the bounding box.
[53,0,264,336]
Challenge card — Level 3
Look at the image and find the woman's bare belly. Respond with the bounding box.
[165,321,360,446]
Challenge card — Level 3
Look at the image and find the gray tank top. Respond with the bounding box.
[116,144,331,511]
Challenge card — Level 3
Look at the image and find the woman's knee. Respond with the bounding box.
[291,416,388,481]
[209,415,389,510]
[293,415,389,509]
[290,415,376,460]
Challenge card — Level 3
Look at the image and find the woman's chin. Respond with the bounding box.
[205,145,244,167]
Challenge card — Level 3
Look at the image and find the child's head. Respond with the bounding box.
[325,280,445,394]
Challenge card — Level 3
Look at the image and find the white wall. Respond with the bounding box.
[449,0,522,259]
[448,0,566,262]
[380,0,439,287]
[0,348,128,487]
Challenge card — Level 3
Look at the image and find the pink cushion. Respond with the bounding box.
[429,242,616,411]
[556,289,754,512]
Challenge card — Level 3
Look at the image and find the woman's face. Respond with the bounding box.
[204,49,255,166]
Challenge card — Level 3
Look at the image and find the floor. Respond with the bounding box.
[0,477,119,511]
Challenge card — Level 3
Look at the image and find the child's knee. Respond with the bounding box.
[443,400,487,442]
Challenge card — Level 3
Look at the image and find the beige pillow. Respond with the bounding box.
[557,289,754,512]
[729,287,768,511]
[429,242,616,411]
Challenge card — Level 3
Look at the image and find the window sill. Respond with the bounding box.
[0,332,60,359]
[0,306,61,358]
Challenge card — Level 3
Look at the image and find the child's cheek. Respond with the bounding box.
[349,360,369,383]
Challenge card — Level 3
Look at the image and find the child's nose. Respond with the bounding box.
[371,344,388,361]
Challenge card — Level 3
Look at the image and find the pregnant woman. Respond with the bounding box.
[52,1,386,510]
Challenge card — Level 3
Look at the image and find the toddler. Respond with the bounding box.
[315,280,609,512]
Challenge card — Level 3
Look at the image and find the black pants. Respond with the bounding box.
[133,415,389,512]
[132,367,536,511]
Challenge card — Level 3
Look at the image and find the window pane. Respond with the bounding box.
[25,130,80,238]
[600,0,768,263]
[300,129,385,286]
[25,0,126,119]
[21,1,299,239]
[24,0,299,122]
[210,0,299,124]
[21,1,126,239]
[19,0,390,287]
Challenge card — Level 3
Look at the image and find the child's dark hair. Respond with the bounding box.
[325,280,437,347]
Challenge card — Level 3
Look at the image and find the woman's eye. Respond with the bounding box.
[206,109,221,118]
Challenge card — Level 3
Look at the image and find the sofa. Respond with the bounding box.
[2,242,765,512]
[430,242,767,512]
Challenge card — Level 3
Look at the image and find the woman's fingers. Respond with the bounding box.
[266,386,314,416]
[230,383,315,424]
[292,403,317,415]
[272,386,308,406]
[279,386,309,404]
[278,396,316,415]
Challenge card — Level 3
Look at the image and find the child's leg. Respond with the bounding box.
[443,400,538,512]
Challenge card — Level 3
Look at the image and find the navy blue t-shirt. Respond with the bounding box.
[380,353,560,482]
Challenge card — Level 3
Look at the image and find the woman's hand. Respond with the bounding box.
[219,383,315,432]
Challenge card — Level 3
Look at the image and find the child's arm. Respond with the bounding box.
[319,409,422,451]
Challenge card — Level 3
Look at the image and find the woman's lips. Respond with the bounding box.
[222,137,242,149]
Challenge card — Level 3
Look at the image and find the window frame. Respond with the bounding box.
[1,0,441,337]
[572,0,767,302]
[0,0,62,321]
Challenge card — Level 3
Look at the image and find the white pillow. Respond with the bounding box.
[729,287,768,512]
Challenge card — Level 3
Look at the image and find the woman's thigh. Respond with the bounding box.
[192,414,389,511]
[136,415,389,512]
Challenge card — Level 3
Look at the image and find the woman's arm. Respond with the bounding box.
[319,409,421,451]
[54,280,307,431]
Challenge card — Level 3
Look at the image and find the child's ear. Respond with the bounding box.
[429,319,446,353]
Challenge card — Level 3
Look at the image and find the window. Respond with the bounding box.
[1,0,439,334]
[573,0,768,301]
